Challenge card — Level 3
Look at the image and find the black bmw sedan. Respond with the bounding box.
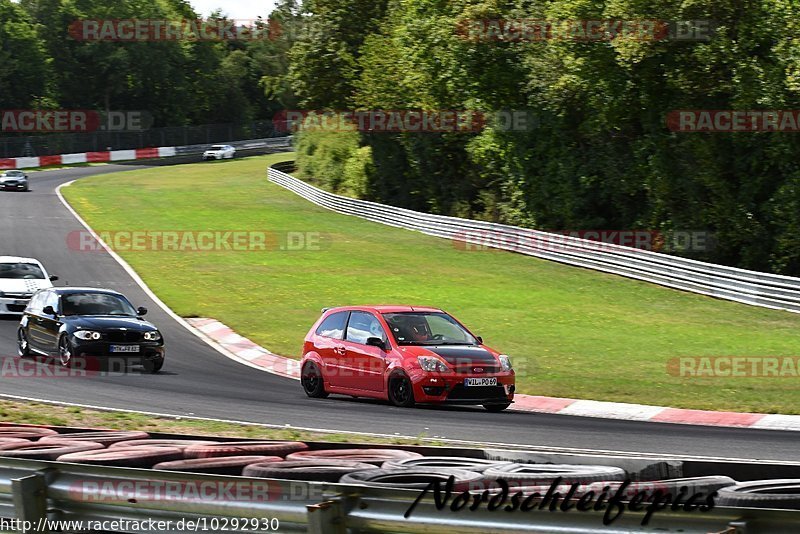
[17,287,164,373]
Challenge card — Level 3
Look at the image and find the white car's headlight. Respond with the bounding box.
[498,355,513,371]
[143,331,162,341]
[418,356,449,372]
[74,330,101,340]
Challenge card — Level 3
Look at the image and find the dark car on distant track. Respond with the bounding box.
[300,306,515,411]
[17,287,164,373]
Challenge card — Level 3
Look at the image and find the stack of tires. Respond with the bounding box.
[1,426,800,510]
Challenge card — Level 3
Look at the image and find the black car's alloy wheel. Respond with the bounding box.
[388,375,415,408]
[58,335,73,367]
[301,363,329,398]
[17,329,30,358]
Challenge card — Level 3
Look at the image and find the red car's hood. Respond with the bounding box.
[401,344,499,365]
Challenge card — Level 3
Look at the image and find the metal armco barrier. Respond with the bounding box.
[173,136,292,157]
[2,440,800,534]
[268,164,800,314]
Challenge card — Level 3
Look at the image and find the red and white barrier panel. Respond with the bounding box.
[0,147,177,170]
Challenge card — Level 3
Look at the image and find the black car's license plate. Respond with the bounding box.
[110,345,140,353]
[464,377,498,387]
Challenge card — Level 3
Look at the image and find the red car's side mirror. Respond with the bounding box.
[366,337,386,350]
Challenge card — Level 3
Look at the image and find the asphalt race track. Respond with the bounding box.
[0,156,798,461]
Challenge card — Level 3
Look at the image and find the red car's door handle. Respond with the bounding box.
[334,346,346,355]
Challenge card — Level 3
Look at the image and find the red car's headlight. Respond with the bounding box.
[498,355,513,371]
[418,356,449,372]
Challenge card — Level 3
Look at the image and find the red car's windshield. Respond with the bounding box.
[382,312,478,346]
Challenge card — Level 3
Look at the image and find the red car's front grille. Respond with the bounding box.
[453,364,501,374]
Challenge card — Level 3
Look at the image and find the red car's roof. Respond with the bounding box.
[323,305,443,314]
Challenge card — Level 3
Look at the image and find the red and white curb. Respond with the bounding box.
[183,318,800,431]
[0,147,176,170]
[185,318,300,379]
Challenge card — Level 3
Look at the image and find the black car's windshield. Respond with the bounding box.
[383,312,478,346]
[3,171,24,177]
[60,292,137,316]
[0,263,45,279]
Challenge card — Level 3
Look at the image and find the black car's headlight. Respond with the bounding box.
[74,330,102,340]
[143,330,162,341]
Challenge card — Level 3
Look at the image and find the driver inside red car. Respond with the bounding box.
[409,320,431,342]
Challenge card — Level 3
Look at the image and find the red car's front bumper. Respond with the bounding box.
[409,370,515,405]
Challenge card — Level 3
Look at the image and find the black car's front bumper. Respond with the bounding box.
[73,340,164,369]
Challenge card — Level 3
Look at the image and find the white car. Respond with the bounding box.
[0,257,58,315]
[0,170,29,192]
[202,144,236,160]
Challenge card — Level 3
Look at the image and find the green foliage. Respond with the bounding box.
[295,122,361,192]
[8,0,292,125]
[287,0,800,275]
[0,0,50,107]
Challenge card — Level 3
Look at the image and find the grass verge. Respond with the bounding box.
[0,399,439,445]
[61,153,800,414]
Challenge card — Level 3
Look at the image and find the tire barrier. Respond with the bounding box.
[153,456,283,476]
[0,422,798,531]
[382,456,511,473]
[0,440,105,460]
[184,441,309,459]
[57,446,184,468]
[339,468,486,492]
[109,439,220,451]
[717,479,800,509]
[243,460,376,482]
[0,427,58,440]
[483,463,627,486]
[285,448,423,466]
[0,438,33,448]
[41,430,150,446]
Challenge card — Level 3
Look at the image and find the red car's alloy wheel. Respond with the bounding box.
[389,375,415,408]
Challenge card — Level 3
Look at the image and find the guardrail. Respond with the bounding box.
[2,427,800,534]
[175,136,293,156]
[3,136,293,170]
[268,164,800,314]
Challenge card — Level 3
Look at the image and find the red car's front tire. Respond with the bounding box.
[388,374,415,408]
[483,402,511,412]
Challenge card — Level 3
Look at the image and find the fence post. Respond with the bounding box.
[11,472,49,533]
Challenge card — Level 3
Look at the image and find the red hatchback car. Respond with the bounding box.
[300,306,515,411]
